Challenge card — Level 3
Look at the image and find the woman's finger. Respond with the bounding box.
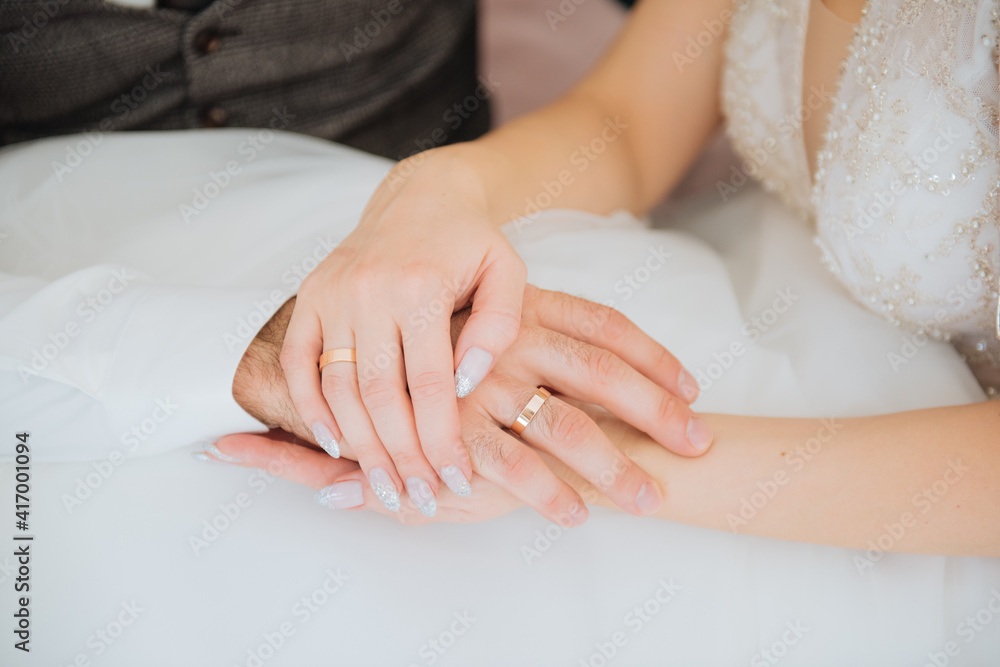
[354,316,440,517]
[320,324,403,513]
[402,314,473,499]
[322,466,519,525]
[208,432,420,520]
[211,431,523,525]
[477,376,664,516]
[278,303,343,456]
[211,430,360,490]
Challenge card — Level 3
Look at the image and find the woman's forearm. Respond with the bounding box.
[415,0,731,225]
[565,403,1000,556]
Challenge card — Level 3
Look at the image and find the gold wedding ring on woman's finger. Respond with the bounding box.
[319,348,357,370]
[511,387,552,436]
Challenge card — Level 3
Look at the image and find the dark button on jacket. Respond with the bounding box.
[0,0,489,159]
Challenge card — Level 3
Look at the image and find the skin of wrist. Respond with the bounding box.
[395,141,519,229]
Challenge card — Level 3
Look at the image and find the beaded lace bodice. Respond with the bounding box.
[721,0,1000,393]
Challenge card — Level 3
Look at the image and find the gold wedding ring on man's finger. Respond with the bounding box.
[511,387,552,436]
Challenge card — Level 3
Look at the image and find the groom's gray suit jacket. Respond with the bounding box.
[0,0,488,158]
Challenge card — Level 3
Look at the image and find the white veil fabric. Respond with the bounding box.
[0,130,996,666]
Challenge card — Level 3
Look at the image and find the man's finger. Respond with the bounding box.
[523,285,701,404]
[459,411,589,527]
[477,380,664,516]
[523,328,711,456]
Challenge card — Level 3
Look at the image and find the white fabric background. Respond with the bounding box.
[0,130,997,666]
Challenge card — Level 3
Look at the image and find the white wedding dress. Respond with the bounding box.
[723,0,999,391]
[0,1,998,665]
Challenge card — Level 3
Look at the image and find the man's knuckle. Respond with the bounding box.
[546,407,593,449]
[467,428,504,468]
[588,349,627,386]
[497,446,536,484]
[537,327,578,365]
[655,392,685,424]
[600,307,632,342]
[539,484,565,515]
[595,458,633,492]
[517,325,546,351]
[652,344,674,371]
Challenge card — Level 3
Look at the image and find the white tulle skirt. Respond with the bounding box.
[0,130,996,666]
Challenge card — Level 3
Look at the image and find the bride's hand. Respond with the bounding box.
[278,146,526,510]
[226,286,713,524]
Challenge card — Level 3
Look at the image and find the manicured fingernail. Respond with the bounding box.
[678,369,700,403]
[636,483,662,515]
[455,347,493,398]
[440,465,471,497]
[311,421,340,458]
[368,467,400,512]
[405,477,437,517]
[203,442,241,463]
[686,417,713,453]
[315,481,364,509]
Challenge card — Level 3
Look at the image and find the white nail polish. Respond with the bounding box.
[311,422,340,458]
[315,481,364,509]
[455,347,493,398]
[203,442,241,463]
[192,452,225,465]
[405,477,437,517]
[440,465,471,497]
[368,467,400,512]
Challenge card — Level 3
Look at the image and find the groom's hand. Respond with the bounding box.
[226,286,713,524]
[231,297,327,448]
